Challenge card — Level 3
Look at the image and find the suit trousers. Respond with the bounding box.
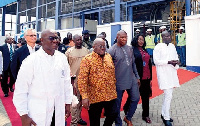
[162,88,173,120]
[88,99,117,126]
[1,63,15,94]
[115,83,140,126]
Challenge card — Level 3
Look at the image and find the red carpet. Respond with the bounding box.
[0,67,199,126]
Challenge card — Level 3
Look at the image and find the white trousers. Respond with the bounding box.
[162,88,173,120]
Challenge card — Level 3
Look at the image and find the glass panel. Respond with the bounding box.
[61,0,73,14]
[19,12,27,24]
[12,15,17,23]
[61,16,73,29]
[101,9,114,24]
[47,2,56,17]
[19,0,27,12]
[5,23,11,30]
[27,8,37,22]
[73,14,81,28]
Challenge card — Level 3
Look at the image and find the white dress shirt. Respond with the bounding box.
[27,44,36,54]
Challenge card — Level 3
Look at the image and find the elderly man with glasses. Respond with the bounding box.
[11,28,40,81]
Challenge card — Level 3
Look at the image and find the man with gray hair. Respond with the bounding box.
[65,34,89,125]
[11,28,40,81]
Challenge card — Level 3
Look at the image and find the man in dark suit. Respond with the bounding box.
[0,35,16,97]
[11,28,39,81]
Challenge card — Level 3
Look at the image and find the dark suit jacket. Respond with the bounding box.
[133,47,152,80]
[0,44,13,71]
[11,44,40,80]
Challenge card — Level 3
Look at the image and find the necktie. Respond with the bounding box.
[121,47,130,66]
[10,44,13,61]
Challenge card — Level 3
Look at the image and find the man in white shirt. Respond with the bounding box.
[11,28,40,81]
[153,31,180,126]
[13,29,73,126]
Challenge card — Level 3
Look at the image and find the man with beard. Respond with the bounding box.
[13,29,73,126]
[153,31,180,126]
[65,34,89,126]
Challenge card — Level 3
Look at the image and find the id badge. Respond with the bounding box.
[143,61,146,66]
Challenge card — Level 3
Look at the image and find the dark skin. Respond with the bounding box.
[20,30,71,126]
[116,30,141,86]
[74,35,83,49]
[40,30,59,56]
[67,33,72,40]
[71,35,83,96]
[83,33,89,41]
[82,38,106,110]
[162,31,179,67]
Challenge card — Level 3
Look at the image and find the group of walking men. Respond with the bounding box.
[0,27,180,126]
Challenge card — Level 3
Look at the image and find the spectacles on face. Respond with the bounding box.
[96,45,106,49]
[26,35,37,37]
[48,36,59,41]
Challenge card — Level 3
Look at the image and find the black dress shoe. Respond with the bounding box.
[4,94,8,97]
[142,117,152,123]
[10,88,14,92]
[161,114,173,122]
[77,119,87,125]
[163,120,172,126]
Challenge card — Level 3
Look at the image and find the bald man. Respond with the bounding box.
[13,29,73,126]
[153,31,180,126]
[108,30,140,126]
[65,34,89,125]
[78,38,117,126]
[0,35,16,97]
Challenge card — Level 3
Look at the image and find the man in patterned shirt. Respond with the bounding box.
[78,38,117,126]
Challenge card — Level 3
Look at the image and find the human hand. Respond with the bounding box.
[73,87,77,96]
[20,114,36,126]
[65,104,71,118]
[137,79,141,87]
[168,60,178,67]
[82,98,90,110]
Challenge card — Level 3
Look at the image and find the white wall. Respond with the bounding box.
[185,14,200,66]
[97,24,111,46]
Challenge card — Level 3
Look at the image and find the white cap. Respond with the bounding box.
[136,29,140,32]
[179,26,184,30]
[160,26,166,29]
[147,29,152,32]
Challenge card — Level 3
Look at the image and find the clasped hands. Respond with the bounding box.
[168,60,179,67]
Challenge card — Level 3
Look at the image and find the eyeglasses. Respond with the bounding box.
[96,45,106,49]
[26,35,37,37]
[48,36,59,41]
